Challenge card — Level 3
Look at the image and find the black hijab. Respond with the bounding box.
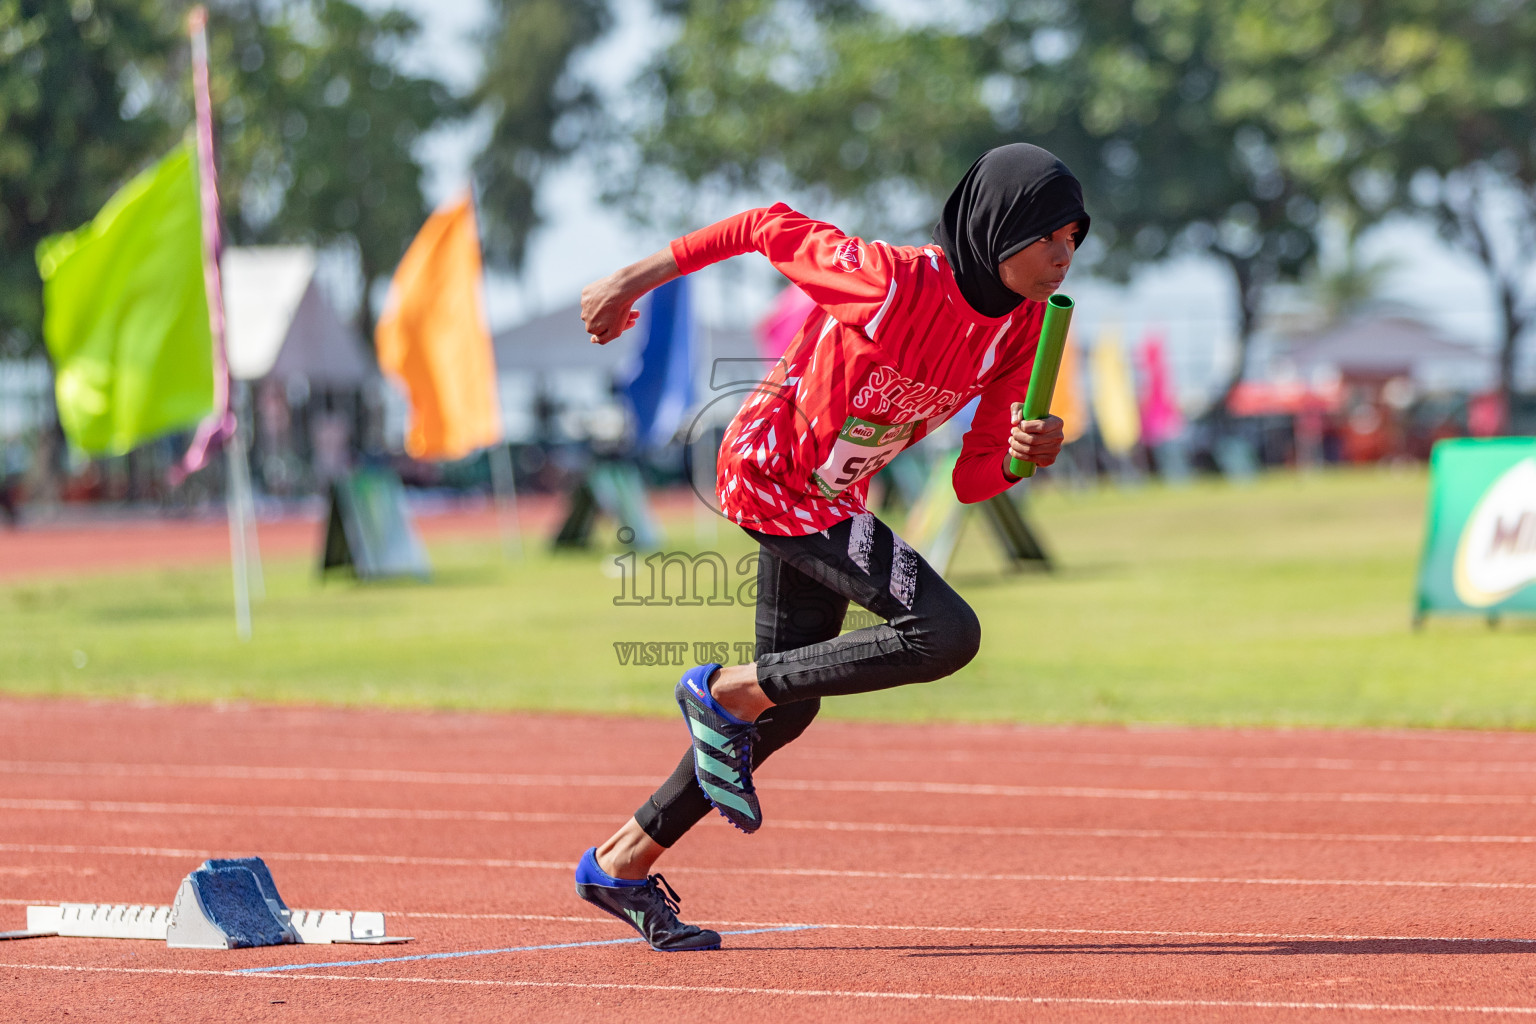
[932,144,1090,319]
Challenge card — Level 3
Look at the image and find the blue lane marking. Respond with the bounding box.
[236,925,819,974]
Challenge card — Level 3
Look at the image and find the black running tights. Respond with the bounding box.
[633,512,981,848]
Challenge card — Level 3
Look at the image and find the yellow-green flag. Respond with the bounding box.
[36,142,212,455]
[1090,330,1141,457]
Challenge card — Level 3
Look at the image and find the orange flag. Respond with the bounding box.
[375,190,501,460]
[1053,330,1089,443]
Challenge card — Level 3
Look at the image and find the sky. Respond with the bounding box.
[369,0,1516,405]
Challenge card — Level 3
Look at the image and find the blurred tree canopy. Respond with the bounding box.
[617,0,1536,409]
[0,0,177,358]
[0,0,451,357]
[7,0,1533,412]
[209,0,452,337]
[619,0,1342,406]
[473,0,612,269]
[1251,0,1536,424]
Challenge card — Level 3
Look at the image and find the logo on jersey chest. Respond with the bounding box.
[853,365,959,420]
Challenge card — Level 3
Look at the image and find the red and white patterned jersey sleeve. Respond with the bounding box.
[952,300,1045,504]
[670,203,897,329]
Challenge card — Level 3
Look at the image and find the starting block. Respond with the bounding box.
[166,860,301,948]
[14,856,409,949]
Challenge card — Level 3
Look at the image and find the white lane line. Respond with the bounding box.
[3,962,1535,1013]
[5,843,1535,891]
[773,818,1536,845]
[6,797,1536,846]
[0,760,650,788]
[4,761,1535,805]
[699,867,1536,891]
[3,900,1529,947]
[0,843,541,865]
[394,912,1536,945]
[0,842,565,867]
[799,780,1536,806]
[0,798,611,825]
[795,748,1536,776]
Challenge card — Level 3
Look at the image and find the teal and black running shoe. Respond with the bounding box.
[574,847,721,952]
[675,662,762,833]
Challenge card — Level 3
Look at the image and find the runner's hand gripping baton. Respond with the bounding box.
[1008,293,1075,479]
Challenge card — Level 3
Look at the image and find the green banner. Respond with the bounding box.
[901,449,1050,576]
[36,142,212,455]
[1416,438,1536,619]
[321,468,431,580]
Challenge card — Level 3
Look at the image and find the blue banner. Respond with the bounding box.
[623,277,694,450]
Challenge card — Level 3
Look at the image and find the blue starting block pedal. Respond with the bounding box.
[13,855,411,949]
[166,858,301,949]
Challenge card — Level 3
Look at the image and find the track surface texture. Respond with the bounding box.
[4,700,1536,1022]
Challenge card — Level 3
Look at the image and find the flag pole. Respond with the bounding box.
[187,5,257,639]
[234,382,264,600]
[487,442,523,560]
[468,189,520,560]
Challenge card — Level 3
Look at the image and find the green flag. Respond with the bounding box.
[36,141,213,455]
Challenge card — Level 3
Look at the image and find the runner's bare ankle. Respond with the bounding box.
[709,664,772,721]
[596,819,664,880]
[594,848,622,877]
[598,850,644,880]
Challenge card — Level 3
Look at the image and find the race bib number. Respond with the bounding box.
[811,416,918,498]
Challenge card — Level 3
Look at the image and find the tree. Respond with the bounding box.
[613,0,1348,412]
[1305,247,1400,327]
[208,0,454,338]
[0,1,456,353]
[1252,0,1536,426]
[472,0,613,269]
[616,0,997,233]
[0,0,177,357]
[983,0,1335,411]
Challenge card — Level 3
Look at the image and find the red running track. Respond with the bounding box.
[0,507,512,582]
[0,489,703,582]
[5,699,1536,1022]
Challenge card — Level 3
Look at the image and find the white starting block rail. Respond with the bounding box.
[7,856,410,948]
[27,903,174,940]
[19,903,407,945]
[287,909,398,944]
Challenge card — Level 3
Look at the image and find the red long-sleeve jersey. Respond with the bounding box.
[672,203,1047,537]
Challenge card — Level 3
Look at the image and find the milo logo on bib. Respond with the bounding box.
[811,416,918,498]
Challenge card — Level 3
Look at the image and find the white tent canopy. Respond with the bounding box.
[223,246,375,386]
[489,302,763,440]
[491,300,760,376]
[1280,315,1493,392]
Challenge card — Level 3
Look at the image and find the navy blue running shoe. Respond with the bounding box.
[573,847,720,952]
[674,662,761,833]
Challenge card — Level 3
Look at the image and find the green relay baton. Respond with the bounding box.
[1008,293,1075,479]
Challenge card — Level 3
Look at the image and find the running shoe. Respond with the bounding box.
[674,662,762,833]
[573,847,721,952]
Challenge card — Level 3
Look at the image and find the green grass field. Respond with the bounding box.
[4,467,1532,728]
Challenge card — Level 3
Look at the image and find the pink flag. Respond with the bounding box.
[756,283,817,359]
[1468,391,1505,437]
[1137,333,1184,447]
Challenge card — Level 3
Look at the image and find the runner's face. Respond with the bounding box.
[997,221,1080,302]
